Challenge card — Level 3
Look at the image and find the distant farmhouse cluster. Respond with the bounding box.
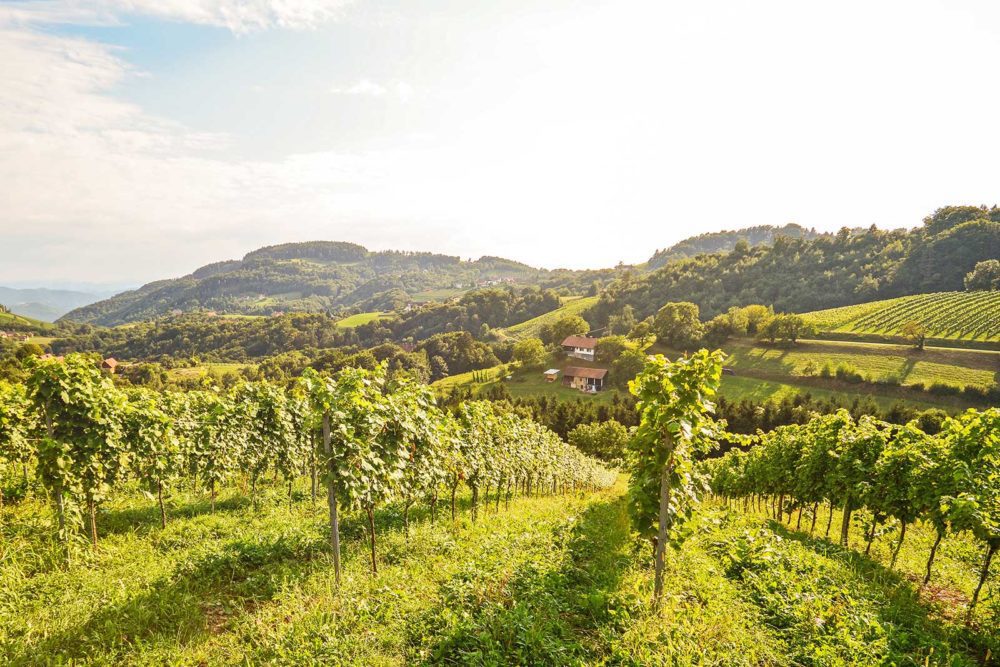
[0,331,31,342]
[542,334,608,393]
[475,277,518,288]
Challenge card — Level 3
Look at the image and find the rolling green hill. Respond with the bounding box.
[590,206,1000,326]
[499,296,598,340]
[59,242,621,327]
[0,309,53,332]
[802,291,1000,342]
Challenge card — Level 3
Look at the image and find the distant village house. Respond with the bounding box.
[563,366,607,393]
[102,357,119,373]
[561,335,597,361]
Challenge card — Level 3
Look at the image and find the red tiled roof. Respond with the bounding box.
[561,335,596,349]
[563,366,607,379]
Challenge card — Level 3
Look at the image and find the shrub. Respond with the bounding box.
[960,385,988,401]
[834,363,864,384]
[927,382,961,396]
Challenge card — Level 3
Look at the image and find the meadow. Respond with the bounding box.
[334,311,390,328]
[720,339,998,391]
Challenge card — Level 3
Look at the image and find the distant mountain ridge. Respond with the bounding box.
[60,241,606,326]
[647,223,824,269]
[60,208,999,328]
[0,286,106,322]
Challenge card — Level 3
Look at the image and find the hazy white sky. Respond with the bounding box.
[1,0,999,285]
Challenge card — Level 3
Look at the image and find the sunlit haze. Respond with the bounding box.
[2,0,999,284]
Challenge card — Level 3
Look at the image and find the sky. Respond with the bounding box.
[2,0,1000,287]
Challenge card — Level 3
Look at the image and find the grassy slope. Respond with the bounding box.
[802,291,1000,342]
[1,480,994,664]
[717,375,949,411]
[719,339,998,390]
[646,338,996,410]
[334,311,390,328]
[499,296,598,341]
[0,311,52,331]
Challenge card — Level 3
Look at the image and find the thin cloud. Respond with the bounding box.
[0,0,356,33]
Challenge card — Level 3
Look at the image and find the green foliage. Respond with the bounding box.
[941,408,1000,605]
[540,314,590,347]
[594,214,1000,327]
[964,259,1000,291]
[25,354,127,544]
[627,350,725,601]
[710,405,1000,613]
[511,337,546,368]
[755,313,815,344]
[652,302,704,349]
[594,335,627,364]
[610,349,646,389]
[647,223,821,269]
[121,389,182,524]
[567,419,629,461]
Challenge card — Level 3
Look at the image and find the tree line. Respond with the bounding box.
[591,205,1000,326]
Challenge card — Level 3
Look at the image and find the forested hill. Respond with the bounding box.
[61,241,616,326]
[646,223,824,269]
[591,206,1000,325]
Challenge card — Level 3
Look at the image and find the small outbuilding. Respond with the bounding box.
[563,366,608,393]
[543,368,561,382]
[102,357,119,373]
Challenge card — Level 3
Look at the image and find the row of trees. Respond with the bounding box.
[707,408,999,613]
[652,301,815,349]
[0,354,614,578]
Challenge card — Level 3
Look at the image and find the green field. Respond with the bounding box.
[718,339,998,391]
[717,375,952,411]
[409,288,467,303]
[1,478,994,664]
[499,295,598,340]
[334,311,390,328]
[166,363,250,381]
[25,336,56,346]
[803,291,1000,342]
